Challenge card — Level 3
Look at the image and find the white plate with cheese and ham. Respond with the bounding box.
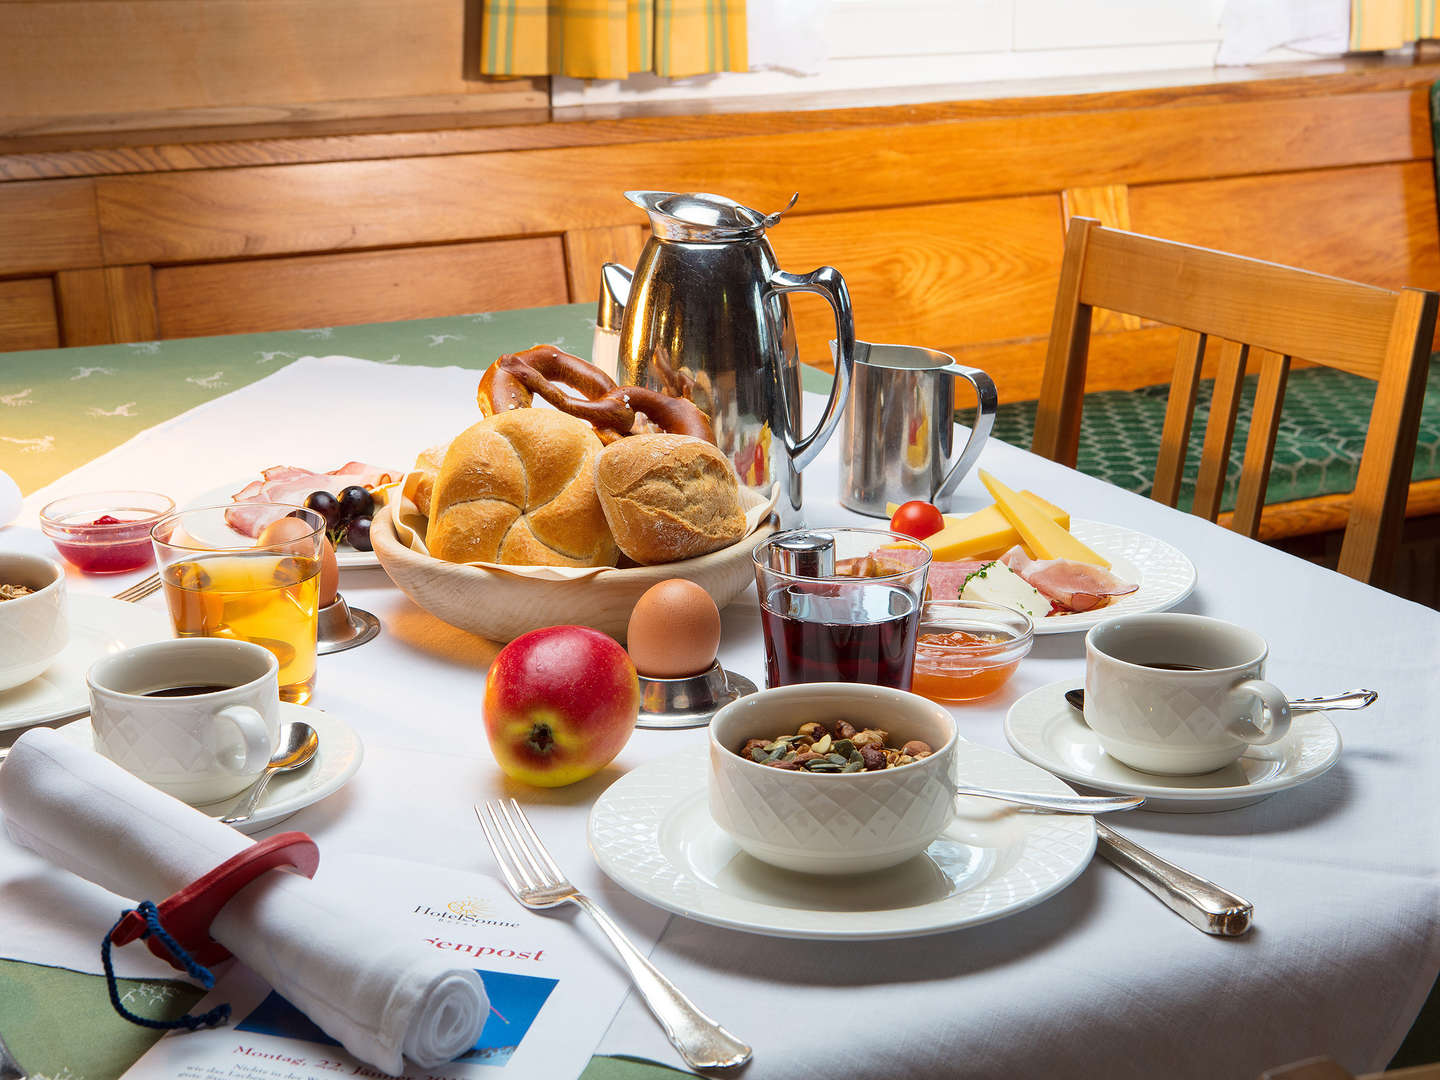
[881,471,1196,634]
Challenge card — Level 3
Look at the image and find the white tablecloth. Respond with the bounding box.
[4,355,1439,1079]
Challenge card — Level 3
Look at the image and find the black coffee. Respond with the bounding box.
[143,684,233,698]
[1140,662,1209,672]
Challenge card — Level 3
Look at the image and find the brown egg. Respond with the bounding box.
[256,516,340,606]
[626,579,721,678]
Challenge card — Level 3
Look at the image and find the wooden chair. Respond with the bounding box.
[1032,217,1439,586]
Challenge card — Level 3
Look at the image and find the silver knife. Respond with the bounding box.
[1095,821,1253,936]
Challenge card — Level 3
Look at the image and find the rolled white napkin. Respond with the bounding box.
[0,727,487,1074]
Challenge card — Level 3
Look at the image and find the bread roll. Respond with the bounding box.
[408,443,447,519]
[428,410,617,567]
[595,434,746,565]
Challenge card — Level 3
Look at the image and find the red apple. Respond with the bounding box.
[483,625,640,787]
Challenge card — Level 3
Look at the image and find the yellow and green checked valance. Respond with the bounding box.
[1351,0,1438,50]
[480,0,747,79]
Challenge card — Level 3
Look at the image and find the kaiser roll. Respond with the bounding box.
[594,434,746,564]
[428,409,617,567]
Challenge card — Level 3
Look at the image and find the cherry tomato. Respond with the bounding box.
[889,500,945,541]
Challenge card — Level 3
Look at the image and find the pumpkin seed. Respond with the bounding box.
[832,739,854,757]
[843,761,863,773]
[808,762,841,772]
[749,747,768,762]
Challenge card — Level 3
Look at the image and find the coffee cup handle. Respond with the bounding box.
[1226,679,1292,746]
[214,705,273,774]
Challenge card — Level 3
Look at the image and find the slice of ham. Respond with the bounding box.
[226,463,399,536]
[837,547,988,602]
[1000,545,1138,613]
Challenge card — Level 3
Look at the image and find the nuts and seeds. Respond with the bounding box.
[736,721,933,773]
[0,583,34,602]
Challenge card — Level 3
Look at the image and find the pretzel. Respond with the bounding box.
[477,344,716,444]
[610,385,716,443]
[477,344,619,418]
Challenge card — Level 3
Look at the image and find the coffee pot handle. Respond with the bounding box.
[768,267,856,473]
[932,363,999,506]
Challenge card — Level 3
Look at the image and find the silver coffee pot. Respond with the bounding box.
[598,191,856,524]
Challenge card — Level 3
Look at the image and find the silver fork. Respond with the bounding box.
[112,572,161,603]
[475,800,752,1071]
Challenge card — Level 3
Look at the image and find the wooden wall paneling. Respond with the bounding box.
[3,60,1436,184]
[152,238,570,340]
[1061,185,1141,332]
[105,265,158,343]
[563,225,647,303]
[54,268,110,346]
[93,89,1427,266]
[1128,163,1440,292]
[768,196,1066,374]
[0,277,58,351]
[0,1,546,134]
[0,178,100,275]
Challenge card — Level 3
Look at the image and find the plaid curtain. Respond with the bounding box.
[480,0,747,78]
[1350,0,1437,50]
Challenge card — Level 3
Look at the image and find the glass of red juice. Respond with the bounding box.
[752,527,931,690]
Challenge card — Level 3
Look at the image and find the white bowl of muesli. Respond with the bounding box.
[708,682,957,875]
[0,554,69,691]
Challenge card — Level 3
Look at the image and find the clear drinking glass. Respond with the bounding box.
[151,505,323,705]
[751,527,931,690]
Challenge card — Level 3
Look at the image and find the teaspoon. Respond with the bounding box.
[1064,687,1376,716]
[219,721,319,827]
[954,784,1143,814]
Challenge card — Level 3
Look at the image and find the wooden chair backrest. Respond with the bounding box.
[1031,217,1439,585]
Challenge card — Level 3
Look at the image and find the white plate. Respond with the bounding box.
[0,594,171,731]
[187,481,384,570]
[1029,520,1197,635]
[56,702,364,834]
[1004,680,1343,813]
[587,745,1095,941]
[0,469,19,528]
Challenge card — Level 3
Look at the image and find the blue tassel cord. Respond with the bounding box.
[101,901,231,1031]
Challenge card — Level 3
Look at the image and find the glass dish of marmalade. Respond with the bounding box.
[911,600,1034,703]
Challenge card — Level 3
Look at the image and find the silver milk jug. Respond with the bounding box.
[598,191,856,524]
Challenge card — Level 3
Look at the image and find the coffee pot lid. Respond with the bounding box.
[626,190,795,241]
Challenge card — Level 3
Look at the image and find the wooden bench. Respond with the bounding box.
[3,59,1439,571]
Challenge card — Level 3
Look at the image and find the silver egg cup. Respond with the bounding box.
[316,593,380,654]
[637,661,758,730]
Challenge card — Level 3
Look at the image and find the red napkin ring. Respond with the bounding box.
[109,831,319,972]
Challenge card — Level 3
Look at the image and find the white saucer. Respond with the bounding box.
[1034,520,1197,635]
[0,594,171,731]
[1004,680,1343,813]
[56,702,364,834]
[587,745,1095,941]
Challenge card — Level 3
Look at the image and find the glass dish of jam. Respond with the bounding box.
[911,599,1034,703]
[40,491,174,573]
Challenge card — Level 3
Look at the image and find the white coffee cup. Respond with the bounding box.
[1084,613,1291,775]
[86,638,280,804]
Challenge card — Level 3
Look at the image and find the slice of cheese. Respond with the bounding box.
[959,560,1048,621]
[979,470,1110,568]
[886,495,1069,562]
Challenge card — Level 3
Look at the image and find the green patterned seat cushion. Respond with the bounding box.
[963,358,1440,513]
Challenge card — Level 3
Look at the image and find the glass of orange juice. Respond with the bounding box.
[151,505,324,705]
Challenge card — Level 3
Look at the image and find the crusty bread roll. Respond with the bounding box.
[595,434,746,565]
[408,443,448,519]
[428,410,617,567]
